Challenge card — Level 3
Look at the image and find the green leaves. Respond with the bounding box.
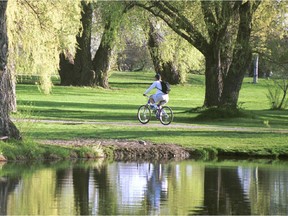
[7,0,82,94]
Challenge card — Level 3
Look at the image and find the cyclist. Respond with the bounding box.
[143,73,169,110]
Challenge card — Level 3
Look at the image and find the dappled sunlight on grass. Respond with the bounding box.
[13,71,288,150]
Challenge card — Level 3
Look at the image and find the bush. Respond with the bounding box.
[266,79,288,110]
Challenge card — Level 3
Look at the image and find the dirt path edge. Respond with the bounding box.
[42,138,199,161]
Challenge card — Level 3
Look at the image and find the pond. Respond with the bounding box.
[0,159,288,215]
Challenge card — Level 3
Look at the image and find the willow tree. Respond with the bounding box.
[133,1,261,108]
[0,1,20,139]
[0,0,82,139]
[7,0,82,94]
[148,19,180,84]
[92,2,128,88]
[59,1,130,88]
[147,18,204,84]
[116,7,203,84]
[59,1,94,86]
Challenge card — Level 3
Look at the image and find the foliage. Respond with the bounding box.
[152,19,205,82]
[266,79,288,110]
[114,6,205,80]
[132,1,263,107]
[7,0,82,94]
[252,1,288,77]
[116,8,153,71]
[252,1,288,53]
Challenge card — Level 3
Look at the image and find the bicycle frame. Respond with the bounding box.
[138,95,173,125]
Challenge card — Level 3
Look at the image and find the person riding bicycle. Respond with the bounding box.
[143,73,169,110]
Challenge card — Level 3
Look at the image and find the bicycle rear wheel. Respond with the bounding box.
[159,106,173,125]
[137,105,151,124]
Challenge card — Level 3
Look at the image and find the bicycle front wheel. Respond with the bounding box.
[159,106,173,125]
[137,105,151,124]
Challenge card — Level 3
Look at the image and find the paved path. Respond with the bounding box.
[14,118,288,134]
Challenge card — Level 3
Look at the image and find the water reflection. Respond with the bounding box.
[0,160,288,215]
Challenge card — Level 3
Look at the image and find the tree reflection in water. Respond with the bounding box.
[0,175,19,215]
[0,160,288,215]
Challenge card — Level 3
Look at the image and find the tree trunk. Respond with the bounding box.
[134,1,261,109]
[59,2,94,86]
[92,20,116,89]
[203,46,224,107]
[148,20,180,84]
[220,1,257,108]
[0,0,21,140]
[59,52,75,86]
[7,65,17,112]
[203,2,260,108]
[73,2,94,86]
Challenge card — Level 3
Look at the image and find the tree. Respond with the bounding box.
[0,0,21,139]
[148,19,180,84]
[59,1,129,88]
[117,6,204,84]
[1,0,82,138]
[251,2,288,109]
[7,0,82,94]
[92,11,118,88]
[59,1,94,86]
[132,1,261,108]
[265,37,288,110]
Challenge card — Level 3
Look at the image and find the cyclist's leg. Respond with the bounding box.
[149,95,156,104]
[157,94,169,108]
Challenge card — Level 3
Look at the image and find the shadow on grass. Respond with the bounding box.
[16,98,288,129]
[175,108,288,129]
[17,100,142,122]
[29,125,287,143]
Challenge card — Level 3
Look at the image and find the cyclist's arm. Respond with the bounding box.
[144,81,157,95]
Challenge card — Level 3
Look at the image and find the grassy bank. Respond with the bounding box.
[1,71,288,160]
[0,138,104,161]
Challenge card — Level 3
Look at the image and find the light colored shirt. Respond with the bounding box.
[144,81,162,95]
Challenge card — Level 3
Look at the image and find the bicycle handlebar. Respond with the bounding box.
[143,94,150,98]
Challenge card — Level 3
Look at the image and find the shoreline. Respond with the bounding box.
[1,138,288,161]
[41,138,288,161]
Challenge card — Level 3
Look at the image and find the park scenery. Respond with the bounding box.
[1,1,288,215]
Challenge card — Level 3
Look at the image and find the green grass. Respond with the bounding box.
[0,138,103,160]
[5,71,288,159]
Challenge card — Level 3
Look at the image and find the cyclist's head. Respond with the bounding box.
[155,73,161,80]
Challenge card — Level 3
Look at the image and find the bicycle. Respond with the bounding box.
[137,95,174,125]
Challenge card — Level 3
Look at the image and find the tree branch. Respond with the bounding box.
[134,1,208,54]
[201,1,217,40]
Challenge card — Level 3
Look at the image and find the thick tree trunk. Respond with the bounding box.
[220,2,257,108]
[203,2,259,108]
[59,1,114,88]
[92,36,111,88]
[59,2,94,86]
[134,1,261,109]
[203,47,224,107]
[0,1,21,140]
[73,2,94,86]
[92,20,115,89]
[148,20,180,84]
[59,52,75,86]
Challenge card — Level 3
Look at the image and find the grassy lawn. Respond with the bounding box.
[9,71,288,157]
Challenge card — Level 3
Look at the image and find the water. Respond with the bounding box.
[1,159,288,215]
